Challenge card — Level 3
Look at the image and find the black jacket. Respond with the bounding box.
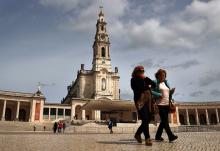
[130,77,155,102]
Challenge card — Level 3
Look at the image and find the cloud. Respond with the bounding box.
[39,0,80,12]
[132,59,199,70]
[56,0,129,32]
[199,72,220,86]
[119,0,220,51]
[131,58,155,68]
[165,60,199,69]
[210,89,220,96]
[190,91,204,97]
[120,88,133,100]
[39,0,220,52]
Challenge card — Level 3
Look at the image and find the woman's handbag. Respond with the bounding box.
[135,90,151,110]
[151,98,159,114]
[169,99,176,113]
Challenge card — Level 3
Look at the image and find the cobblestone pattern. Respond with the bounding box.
[0,132,220,151]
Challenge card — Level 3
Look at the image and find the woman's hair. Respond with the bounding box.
[155,69,167,79]
[132,66,144,78]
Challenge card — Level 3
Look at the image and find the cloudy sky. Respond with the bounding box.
[0,0,220,103]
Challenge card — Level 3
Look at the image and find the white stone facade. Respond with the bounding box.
[64,8,120,103]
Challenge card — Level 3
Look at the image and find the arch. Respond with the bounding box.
[5,108,12,121]
[98,97,111,101]
[19,109,26,121]
[101,47,106,57]
[210,113,217,125]
[189,114,196,125]
[100,68,108,73]
[101,78,106,91]
[179,114,185,125]
[75,105,82,120]
[101,25,104,31]
[199,114,206,125]
[85,110,92,120]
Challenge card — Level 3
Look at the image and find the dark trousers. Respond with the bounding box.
[136,103,150,140]
[156,105,174,139]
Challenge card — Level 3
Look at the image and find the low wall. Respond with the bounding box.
[66,125,220,134]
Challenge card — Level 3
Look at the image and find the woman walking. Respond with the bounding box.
[152,69,178,142]
[131,66,155,146]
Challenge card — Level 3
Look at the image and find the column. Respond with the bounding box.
[97,110,101,120]
[170,113,174,125]
[176,107,180,125]
[82,110,86,120]
[186,108,190,125]
[195,108,200,125]
[16,101,20,120]
[29,102,32,122]
[48,108,51,120]
[55,108,58,120]
[205,109,210,125]
[1,100,7,121]
[71,104,75,120]
[63,108,66,119]
[39,99,44,122]
[31,100,36,122]
[216,108,219,124]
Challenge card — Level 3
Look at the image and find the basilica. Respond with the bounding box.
[0,8,220,127]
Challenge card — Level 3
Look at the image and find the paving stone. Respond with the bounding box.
[0,132,220,151]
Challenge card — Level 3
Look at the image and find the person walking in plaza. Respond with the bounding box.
[63,122,66,133]
[43,126,46,132]
[53,122,58,133]
[58,121,63,133]
[151,69,178,142]
[58,121,61,133]
[108,119,113,134]
[33,124,37,132]
[131,66,156,146]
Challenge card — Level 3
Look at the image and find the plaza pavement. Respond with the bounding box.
[0,132,219,151]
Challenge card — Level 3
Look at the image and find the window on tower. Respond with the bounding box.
[101,78,106,91]
[101,25,104,31]
[101,47,106,57]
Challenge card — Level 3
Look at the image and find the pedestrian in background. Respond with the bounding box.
[53,122,58,133]
[108,120,113,134]
[43,126,46,132]
[63,122,66,133]
[34,124,36,132]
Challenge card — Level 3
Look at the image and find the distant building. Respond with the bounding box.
[0,7,219,127]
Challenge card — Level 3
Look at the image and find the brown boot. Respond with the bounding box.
[134,134,142,143]
[145,138,153,146]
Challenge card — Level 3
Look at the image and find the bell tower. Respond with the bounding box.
[92,6,111,72]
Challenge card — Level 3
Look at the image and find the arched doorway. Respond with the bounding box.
[5,108,12,121]
[189,114,196,125]
[19,109,26,121]
[179,114,185,125]
[75,105,82,120]
[210,113,217,125]
[199,114,206,125]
